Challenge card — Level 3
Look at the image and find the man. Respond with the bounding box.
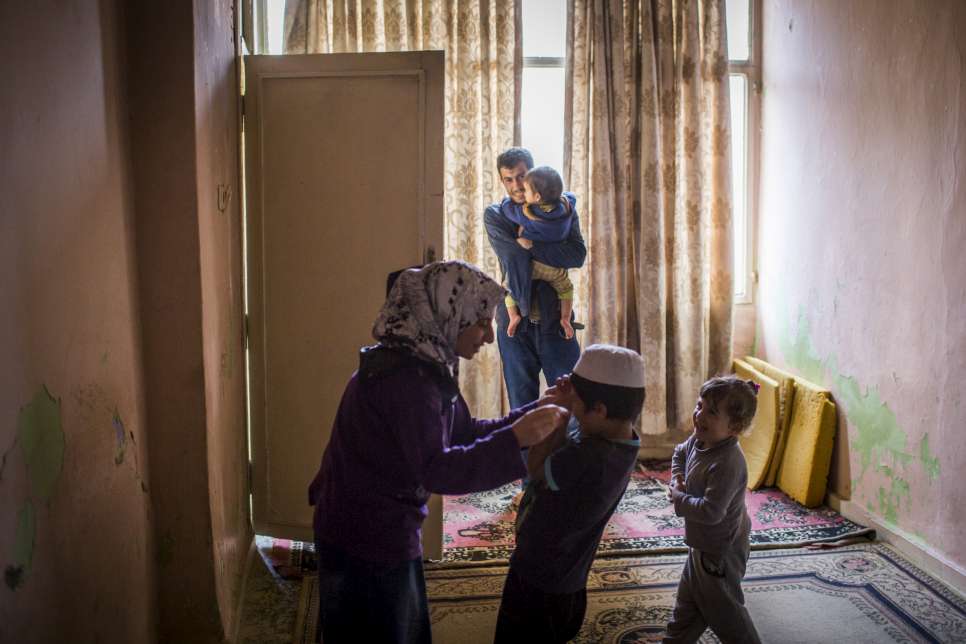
[485,147,587,411]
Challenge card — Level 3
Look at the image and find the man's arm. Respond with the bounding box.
[484,203,520,248]
[484,203,535,317]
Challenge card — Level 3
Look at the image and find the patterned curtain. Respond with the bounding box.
[566,0,733,435]
[284,0,519,418]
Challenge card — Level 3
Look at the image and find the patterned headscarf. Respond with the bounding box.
[372,261,506,375]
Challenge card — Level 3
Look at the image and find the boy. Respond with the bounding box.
[502,165,578,340]
[664,376,762,644]
[494,344,646,643]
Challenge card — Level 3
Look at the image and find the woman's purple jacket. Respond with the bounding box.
[308,346,533,563]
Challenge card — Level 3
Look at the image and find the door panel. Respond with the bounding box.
[245,51,444,558]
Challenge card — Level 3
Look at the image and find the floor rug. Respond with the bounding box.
[443,461,874,564]
[256,535,316,579]
[295,543,966,644]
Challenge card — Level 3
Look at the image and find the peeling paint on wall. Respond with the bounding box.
[876,466,910,524]
[17,386,65,504]
[836,375,911,482]
[919,435,940,481]
[72,383,148,488]
[4,387,64,590]
[776,307,940,526]
[4,500,36,589]
[113,410,126,465]
[12,502,35,575]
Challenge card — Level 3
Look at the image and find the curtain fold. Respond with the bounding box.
[566,0,733,435]
[283,0,518,418]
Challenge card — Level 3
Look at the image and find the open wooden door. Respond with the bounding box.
[244,51,445,559]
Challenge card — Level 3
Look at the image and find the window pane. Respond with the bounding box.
[523,0,567,58]
[267,0,285,54]
[729,74,747,297]
[726,0,750,61]
[521,67,566,176]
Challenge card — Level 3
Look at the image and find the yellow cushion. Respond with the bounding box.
[733,359,779,490]
[777,377,838,507]
[744,357,797,485]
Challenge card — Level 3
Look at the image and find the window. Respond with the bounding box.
[254,0,286,55]
[520,0,567,172]
[253,0,757,299]
[727,0,760,302]
[521,0,757,300]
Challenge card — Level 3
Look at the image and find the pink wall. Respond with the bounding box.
[757,0,966,572]
[127,1,250,640]
[194,0,252,635]
[0,2,250,641]
[0,1,156,641]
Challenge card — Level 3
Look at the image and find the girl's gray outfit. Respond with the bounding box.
[664,434,762,644]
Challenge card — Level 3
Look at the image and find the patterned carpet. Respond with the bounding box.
[443,461,874,564]
[295,543,966,644]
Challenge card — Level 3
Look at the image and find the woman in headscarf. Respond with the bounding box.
[308,261,568,644]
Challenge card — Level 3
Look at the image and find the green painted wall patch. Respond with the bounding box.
[5,501,36,591]
[919,434,941,481]
[17,386,65,504]
[13,501,35,572]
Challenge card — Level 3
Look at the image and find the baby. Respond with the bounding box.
[502,165,578,339]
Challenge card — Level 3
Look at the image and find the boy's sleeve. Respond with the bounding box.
[541,438,592,493]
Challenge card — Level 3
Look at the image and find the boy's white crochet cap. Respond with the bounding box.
[572,344,645,388]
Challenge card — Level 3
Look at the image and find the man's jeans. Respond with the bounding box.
[497,303,580,487]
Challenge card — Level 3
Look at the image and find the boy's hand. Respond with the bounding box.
[516,237,533,250]
[511,405,570,448]
[506,315,521,338]
[560,318,574,339]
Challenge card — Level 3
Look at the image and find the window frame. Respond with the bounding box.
[728,0,762,305]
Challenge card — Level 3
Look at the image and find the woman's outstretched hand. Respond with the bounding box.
[511,405,570,448]
[537,375,575,411]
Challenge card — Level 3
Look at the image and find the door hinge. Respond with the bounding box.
[247,461,253,492]
[243,313,250,350]
[240,94,246,117]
